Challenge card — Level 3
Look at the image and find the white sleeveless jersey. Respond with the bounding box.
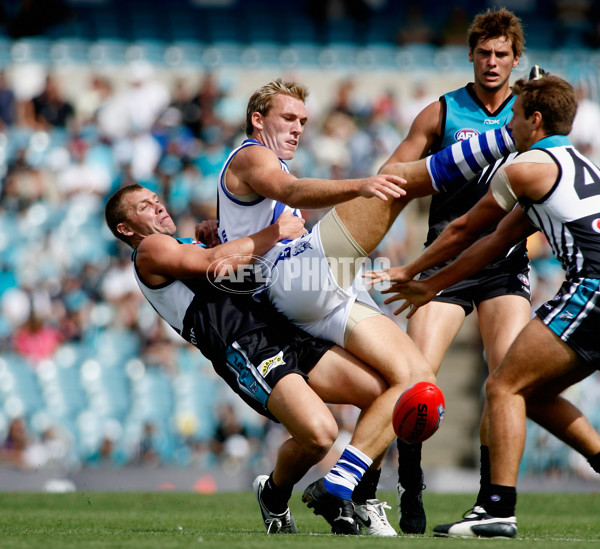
[217,138,301,244]
[133,253,194,333]
[523,145,600,278]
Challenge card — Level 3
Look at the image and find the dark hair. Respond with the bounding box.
[104,184,144,246]
[512,75,577,135]
[468,8,525,58]
[245,79,309,137]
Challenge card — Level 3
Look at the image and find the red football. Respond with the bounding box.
[393,382,445,444]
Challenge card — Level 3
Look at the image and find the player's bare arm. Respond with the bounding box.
[503,158,559,201]
[228,144,406,209]
[380,100,443,166]
[381,207,536,317]
[365,190,508,288]
[137,211,305,284]
[376,101,442,198]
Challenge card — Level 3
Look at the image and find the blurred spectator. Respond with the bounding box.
[97,60,169,140]
[551,0,593,48]
[569,83,600,164]
[74,75,113,127]
[12,311,63,365]
[100,253,144,330]
[134,422,161,466]
[396,5,435,46]
[170,78,201,137]
[0,72,16,130]
[27,75,75,130]
[329,78,361,119]
[170,73,226,140]
[398,83,437,136]
[0,418,29,468]
[56,137,112,213]
[440,6,469,47]
[310,110,354,179]
[210,403,251,471]
[1,148,53,211]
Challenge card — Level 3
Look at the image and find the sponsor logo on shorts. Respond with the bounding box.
[592,218,600,233]
[260,352,285,377]
[517,274,530,286]
[454,128,480,141]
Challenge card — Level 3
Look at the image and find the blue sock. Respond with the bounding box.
[323,445,373,501]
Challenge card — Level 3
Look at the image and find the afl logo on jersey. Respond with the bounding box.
[592,218,600,233]
[454,129,480,141]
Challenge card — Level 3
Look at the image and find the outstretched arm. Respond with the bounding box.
[366,191,509,289]
[229,142,406,209]
[381,207,535,317]
[137,211,305,283]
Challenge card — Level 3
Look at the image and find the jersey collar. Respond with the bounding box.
[530,135,572,150]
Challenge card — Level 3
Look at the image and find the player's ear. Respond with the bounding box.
[512,55,519,68]
[251,111,263,131]
[116,222,134,238]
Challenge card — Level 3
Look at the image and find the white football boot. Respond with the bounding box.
[354,499,397,536]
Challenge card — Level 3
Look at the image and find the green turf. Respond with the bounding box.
[0,490,598,548]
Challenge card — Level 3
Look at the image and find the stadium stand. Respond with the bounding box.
[0,0,599,484]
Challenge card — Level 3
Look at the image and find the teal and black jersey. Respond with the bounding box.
[133,238,271,363]
[437,83,514,151]
[420,84,529,312]
[131,237,332,419]
[426,83,515,245]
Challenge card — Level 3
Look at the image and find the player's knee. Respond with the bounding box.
[354,376,388,410]
[484,374,512,402]
[303,415,338,458]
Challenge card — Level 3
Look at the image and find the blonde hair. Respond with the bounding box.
[245,79,309,137]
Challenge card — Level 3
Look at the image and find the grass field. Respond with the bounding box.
[0,490,598,548]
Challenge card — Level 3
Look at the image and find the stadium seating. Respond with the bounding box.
[0,0,599,480]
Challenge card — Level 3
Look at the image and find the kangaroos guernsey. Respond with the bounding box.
[217,139,300,245]
[216,138,380,347]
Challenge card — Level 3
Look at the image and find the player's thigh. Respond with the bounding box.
[345,313,435,387]
[488,318,582,399]
[268,373,338,445]
[478,294,531,372]
[406,300,465,374]
[307,345,388,410]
